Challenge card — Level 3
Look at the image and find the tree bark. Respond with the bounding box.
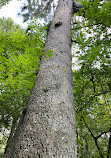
[4,121,16,157]
[4,0,77,157]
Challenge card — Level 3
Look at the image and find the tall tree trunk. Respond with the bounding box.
[4,0,77,157]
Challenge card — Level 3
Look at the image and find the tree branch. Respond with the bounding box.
[97,131,109,139]
[82,116,104,158]
[72,23,99,30]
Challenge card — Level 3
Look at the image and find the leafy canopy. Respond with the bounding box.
[72,0,111,157]
[0,18,47,154]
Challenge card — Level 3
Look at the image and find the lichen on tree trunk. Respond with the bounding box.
[4,0,77,157]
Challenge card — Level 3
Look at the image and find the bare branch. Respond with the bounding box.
[97,131,109,139]
[72,23,99,30]
[82,116,104,158]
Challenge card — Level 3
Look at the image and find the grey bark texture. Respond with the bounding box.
[4,0,77,157]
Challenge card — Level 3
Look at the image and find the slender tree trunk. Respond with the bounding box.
[4,0,77,157]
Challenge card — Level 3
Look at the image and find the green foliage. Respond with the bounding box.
[0,0,11,8]
[19,0,57,22]
[0,135,7,157]
[72,0,111,157]
[0,17,47,153]
[0,17,24,33]
[73,68,111,157]
[79,0,111,27]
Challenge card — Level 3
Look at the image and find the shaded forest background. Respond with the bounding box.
[0,0,111,157]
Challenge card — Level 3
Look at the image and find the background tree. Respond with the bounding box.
[72,0,111,157]
[0,17,47,156]
[19,0,58,22]
[0,17,24,32]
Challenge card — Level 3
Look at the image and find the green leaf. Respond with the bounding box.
[62,68,66,71]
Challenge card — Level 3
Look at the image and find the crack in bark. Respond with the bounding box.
[37,153,41,158]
